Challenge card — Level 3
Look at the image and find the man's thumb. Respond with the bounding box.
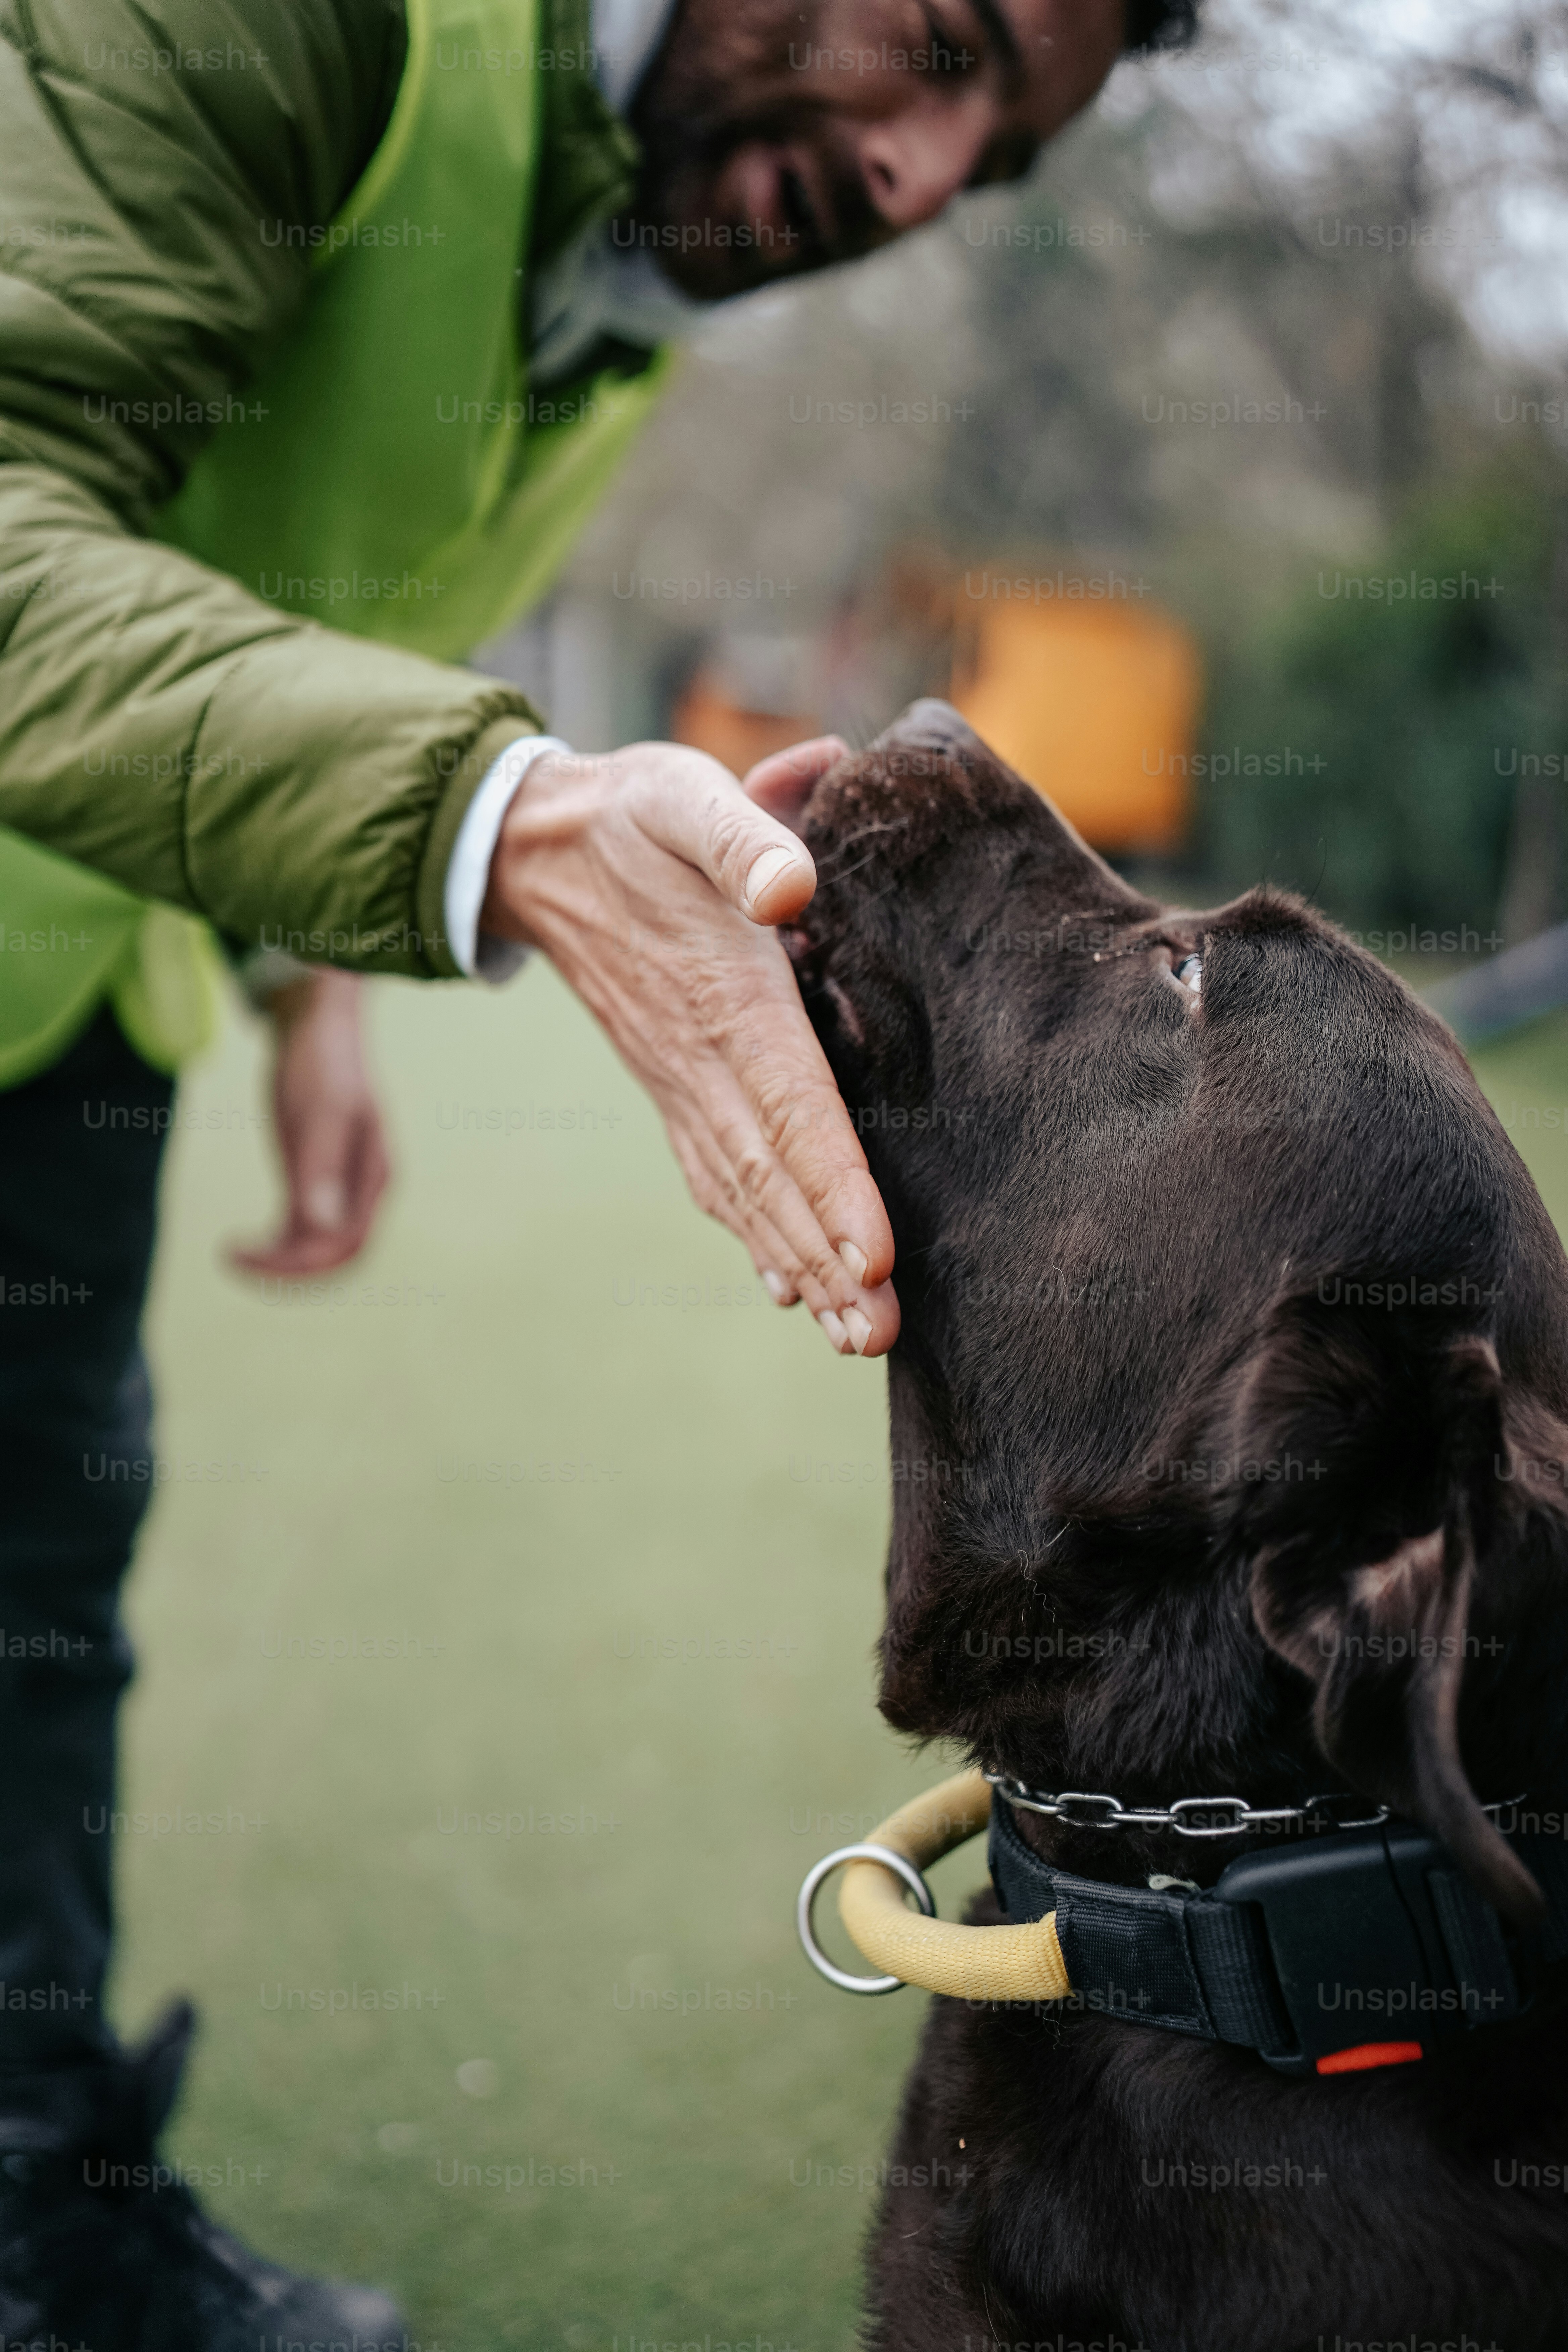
[739,837,815,924]
[640,750,817,926]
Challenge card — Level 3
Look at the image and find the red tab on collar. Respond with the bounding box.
[1315,2041,1424,2076]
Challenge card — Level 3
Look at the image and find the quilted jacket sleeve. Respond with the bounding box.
[0,0,541,977]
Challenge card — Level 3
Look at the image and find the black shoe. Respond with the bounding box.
[0,2001,405,2349]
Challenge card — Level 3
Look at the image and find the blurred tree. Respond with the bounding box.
[1200,459,1568,934]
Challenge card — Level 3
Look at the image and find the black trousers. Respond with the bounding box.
[0,1012,171,2070]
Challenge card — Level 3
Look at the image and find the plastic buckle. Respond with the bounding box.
[1212,1821,1519,2077]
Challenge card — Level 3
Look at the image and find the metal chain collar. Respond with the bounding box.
[984,1771,1391,1840]
[986,1771,1525,1840]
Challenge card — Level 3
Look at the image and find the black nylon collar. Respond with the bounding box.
[988,1788,1295,2053]
[987,1788,1568,2074]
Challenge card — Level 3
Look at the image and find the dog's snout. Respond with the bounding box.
[871,699,984,764]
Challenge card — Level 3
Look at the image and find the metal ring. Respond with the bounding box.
[796,1842,937,1995]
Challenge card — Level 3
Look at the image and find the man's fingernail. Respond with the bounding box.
[744,844,803,912]
[763,1270,793,1306]
[817,1309,848,1352]
[838,1241,868,1286]
[306,1180,346,1229]
[841,1307,873,1356]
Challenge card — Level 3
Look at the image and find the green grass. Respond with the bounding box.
[122,966,971,2352]
[1465,1015,1568,1237]
[121,977,1568,2348]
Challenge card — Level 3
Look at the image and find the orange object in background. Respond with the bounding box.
[671,671,821,779]
[950,587,1203,854]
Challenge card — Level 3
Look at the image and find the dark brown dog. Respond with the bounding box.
[785,703,1568,2352]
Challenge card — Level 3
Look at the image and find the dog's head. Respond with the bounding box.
[787,702,1568,1921]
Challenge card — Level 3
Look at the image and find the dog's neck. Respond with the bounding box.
[875,1359,1391,1891]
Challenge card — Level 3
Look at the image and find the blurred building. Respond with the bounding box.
[948,574,1202,854]
[540,551,1206,856]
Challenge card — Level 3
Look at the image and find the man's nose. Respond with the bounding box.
[849,92,997,233]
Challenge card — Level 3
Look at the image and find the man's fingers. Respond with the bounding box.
[343,1107,392,1242]
[303,1175,347,1232]
[718,977,896,1294]
[634,749,818,927]
[811,1272,899,1357]
[664,1096,899,1355]
[742,736,851,829]
[691,1053,899,1351]
[230,1226,359,1277]
[291,1114,355,1236]
[824,1276,900,1357]
[661,1113,800,1307]
[230,1103,390,1279]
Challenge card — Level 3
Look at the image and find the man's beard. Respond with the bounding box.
[630,115,882,296]
[627,15,884,298]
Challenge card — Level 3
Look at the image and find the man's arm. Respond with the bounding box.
[0,0,898,1344]
[0,462,535,973]
[0,0,532,974]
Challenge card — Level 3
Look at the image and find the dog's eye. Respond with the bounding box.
[1174,955,1203,995]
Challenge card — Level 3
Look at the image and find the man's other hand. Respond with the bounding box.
[230,969,390,1277]
[479,738,899,1357]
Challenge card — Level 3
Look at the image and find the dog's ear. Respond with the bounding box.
[1229,1289,1547,1925]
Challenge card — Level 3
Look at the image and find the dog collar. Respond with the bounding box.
[983,1770,1393,1840]
[797,1770,1568,2077]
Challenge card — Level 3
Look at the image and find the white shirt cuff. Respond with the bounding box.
[444,735,570,982]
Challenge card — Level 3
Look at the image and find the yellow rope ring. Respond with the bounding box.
[796,1768,1072,2003]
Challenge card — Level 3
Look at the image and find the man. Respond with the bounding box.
[0,0,1195,2332]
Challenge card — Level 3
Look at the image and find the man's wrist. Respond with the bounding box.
[445,734,572,981]
[256,965,361,1032]
[235,945,317,1013]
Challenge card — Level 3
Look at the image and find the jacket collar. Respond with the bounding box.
[593,0,680,110]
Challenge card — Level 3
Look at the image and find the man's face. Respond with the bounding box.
[629,0,1129,299]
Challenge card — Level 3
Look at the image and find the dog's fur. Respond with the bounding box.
[786,704,1568,2352]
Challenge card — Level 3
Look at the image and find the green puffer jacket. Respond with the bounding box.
[0,0,647,988]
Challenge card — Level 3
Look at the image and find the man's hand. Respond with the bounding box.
[230,968,391,1277]
[479,738,898,1356]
